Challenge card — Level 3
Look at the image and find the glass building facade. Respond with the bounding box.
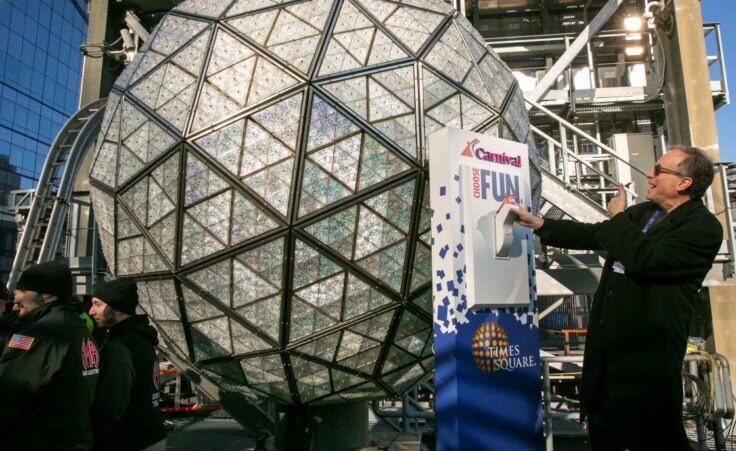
[0,0,88,281]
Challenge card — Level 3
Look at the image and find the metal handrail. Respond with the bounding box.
[531,125,638,201]
[716,163,736,279]
[704,23,730,106]
[526,98,648,177]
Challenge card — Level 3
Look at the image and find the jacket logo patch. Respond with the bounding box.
[8,334,34,350]
[81,338,100,376]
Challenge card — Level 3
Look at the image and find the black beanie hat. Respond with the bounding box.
[16,261,73,300]
[93,277,139,315]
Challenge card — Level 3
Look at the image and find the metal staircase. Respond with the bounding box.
[7,98,107,290]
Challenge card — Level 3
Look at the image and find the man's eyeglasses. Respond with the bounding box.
[653,163,689,178]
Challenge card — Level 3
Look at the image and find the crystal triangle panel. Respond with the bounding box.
[139,279,181,321]
[381,361,426,392]
[190,82,242,133]
[243,158,294,217]
[226,0,292,16]
[128,15,209,87]
[331,368,367,392]
[362,178,415,232]
[358,136,411,188]
[355,240,406,292]
[180,212,226,265]
[227,9,279,46]
[289,296,337,341]
[150,15,210,61]
[304,205,357,260]
[241,354,293,402]
[181,284,224,322]
[395,309,430,340]
[231,318,272,354]
[202,360,247,385]
[235,294,281,341]
[146,178,175,228]
[348,308,395,341]
[308,134,362,190]
[306,96,360,152]
[503,90,530,142]
[129,58,199,133]
[423,23,473,87]
[336,345,380,374]
[229,191,279,244]
[396,328,430,356]
[184,151,230,205]
[186,190,232,245]
[191,316,233,360]
[336,330,380,361]
[412,291,432,315]
[318,0,408,76]
[381,4,445,54]
[143,239,168,272]
[456,18,488,66]
[194,118,245,177]
[477,51,516,108]
[174,0,233,18]
[410,241,431,292]
[354,205,404,260]
[232,258,281,307]
[251,92,303,149]
[234,237,284,287]
[292,239,343,289]
[240,120,294,178]
[343,274,393,319]
[120,176,149,226]
[293,273,345,321]
[338,381,386,401]
[291,356,332,402]
[381,345,415,374]
[295,330,340,361]
[230,0,333,75]
[321,66,417,158]
[186,259,232,306]
[298,161,351,216]
[157,320,189,355]
[398,0,454,14]
[90,142,119,189]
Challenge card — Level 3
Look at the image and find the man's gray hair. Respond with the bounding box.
[672,145,714,198]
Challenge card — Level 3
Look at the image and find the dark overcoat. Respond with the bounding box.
[536,198,721,437]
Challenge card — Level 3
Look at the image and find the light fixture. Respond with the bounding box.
[625,46,645,56]
[624,16,642,31]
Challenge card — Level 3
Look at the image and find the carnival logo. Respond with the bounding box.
[472,321,535,374]
[461,138,522,167]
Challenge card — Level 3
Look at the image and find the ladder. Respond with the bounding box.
[7,98,107,290]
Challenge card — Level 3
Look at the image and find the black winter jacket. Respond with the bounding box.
[91,315,166,450]
[0,300,100,450]
[536,199,722,445]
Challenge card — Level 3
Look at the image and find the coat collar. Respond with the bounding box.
[645,197,704,235]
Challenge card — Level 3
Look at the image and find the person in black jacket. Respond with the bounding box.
[514,146,722,450]
[0,261,100,450]
[89,277,167,450]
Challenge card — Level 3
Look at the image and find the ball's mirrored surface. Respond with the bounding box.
[89,0,539,405]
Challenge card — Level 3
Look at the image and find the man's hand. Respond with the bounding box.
[511,202,544,230]
[607,184,627,218]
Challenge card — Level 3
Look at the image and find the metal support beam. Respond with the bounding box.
[528,0,624,104]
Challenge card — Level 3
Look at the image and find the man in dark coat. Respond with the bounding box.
[515,146,722,450]
[0,261,100,450]
[89,277,167,450]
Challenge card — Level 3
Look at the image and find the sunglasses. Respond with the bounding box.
[653,163,689,178]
